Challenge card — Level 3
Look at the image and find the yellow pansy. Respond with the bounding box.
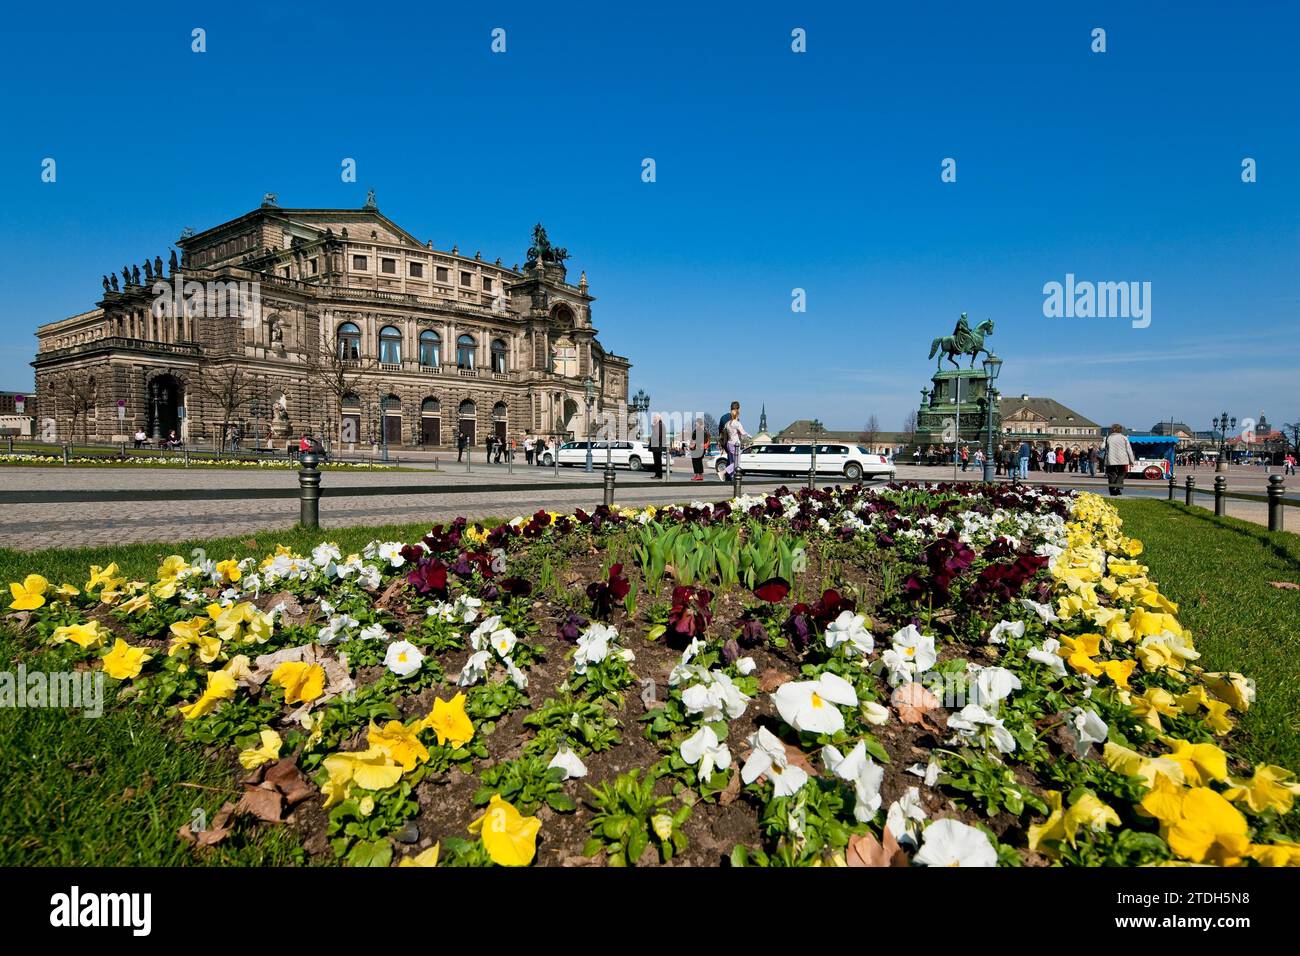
[53,583,80,600]
[399,844,441,867]
[1130,687,1180,732]
[101,638,152,680]
[214,559,242,584]
[1099,658,1136,690]
[1202,672,1255,712]
[468,795,541,867]
[50,621,106,649]
[238,729,283,770]
[86,563,121,592]
[8,574,49,610]
[368,719,430,772]
[1058,633,1104,677]
[168,617,223,663]
[420,692,475,748]
[322,746,404,794]
[1029,790,1121,856]
[269,661,325,705]
[1248,841,1300,867]
[1163,738,1228,787]
[178,669,238,720]
[1103,742,1185,788]
[1223,765,1300,816]
[259,545,294,570]
[1141,781,1250,866]
[117,592,153,616]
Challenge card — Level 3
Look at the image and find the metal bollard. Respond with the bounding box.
[298,451,322,528]
[465,449,471,473]
[1184,475,1194,506]
[62,444,69,466]
[732,467,742,499]
[184,448,190,467]
[6,436,12,453]
[507,450,513,475]
[603,468,616,507]
[553,450,559,478]
[1167,475,1175,501]
[1268,475,1284,532]
[120,442,127,459]
[1213,474,1227,517]
[807,465,816,492]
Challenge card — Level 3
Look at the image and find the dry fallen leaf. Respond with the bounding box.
[718,770,742,806]
[374,577,406,609]
[758,669,793,693]
[892,682,941,724]
[846,828,909,867]
[1268,581,1300,590]
[179,801,235,847]
[236,785,284,824]
[781,742,820,777]
[264,758,314,807]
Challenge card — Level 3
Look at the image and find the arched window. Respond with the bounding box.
[419,330,440,369]
[492,401,508,420]
[490,338,508,374]
[456,333,477,369]
[337,322,361,361]
[421,397,441,416]
[379,325,402,365]
[458,399,476,419]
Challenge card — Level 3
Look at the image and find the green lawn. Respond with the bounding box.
[1114,499,1300,770]
[0,520,454,866]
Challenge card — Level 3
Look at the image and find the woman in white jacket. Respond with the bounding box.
[721,401,749,480]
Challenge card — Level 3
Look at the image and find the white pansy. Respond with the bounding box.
[680,725,731,781]
[1020,598,1059,624]
[505,658,529,690]
[968,665,1022,708]
[548,747,587,780]
[383,640,424,677]
[1066,706,1108,757]
[458,649,491,686]
[311,542,342,569]
[907,759,942,787]
[356,564,382,590]
[317,613,359,645]
[772,671,858,735]
[669,638,707,686]
[740,727,808,797]
[987,619,1025,645]
[358,623,388,641]
[735,657,756,676]
[822,741,885,822]
[824,611,875,658]
[451,594,482,623]
[469,615,503,651]
[946,703,1017,754]
[426,602,456,623]
[574,623,618,674]
[682,671,751,722]
[861,700,890,726]
[885,786,927,847]
[882,624,937,683]
[373,541,406,568]
[1027,638,1069,677]
[914,818,998,868]
[489,627,518,658]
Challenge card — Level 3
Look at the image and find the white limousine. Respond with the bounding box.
[540,440,656,470]
[716,443,896,481]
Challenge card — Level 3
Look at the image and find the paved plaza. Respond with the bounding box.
[0,460,1293,551]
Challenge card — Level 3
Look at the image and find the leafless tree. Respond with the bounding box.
[193,362,260,451]
[46,371,99,442]
[303,330,376,444]
[903,409,919,444]
[858,413,880,448]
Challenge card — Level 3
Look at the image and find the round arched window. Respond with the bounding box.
[379,326,402,365]
[337,322,361,361]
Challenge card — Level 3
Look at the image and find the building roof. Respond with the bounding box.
[1150,422,1194,436]
[773,420,910,444]
[998,395,1099,428]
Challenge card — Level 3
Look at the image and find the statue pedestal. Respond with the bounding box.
[917,368,998,450]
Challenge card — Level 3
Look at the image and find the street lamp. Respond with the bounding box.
[583,375,595,473]
[981,352,1002,481]
[379,391,389,462]
[809,418,824,485]
[630,389,650,440]
[1213,412,1235,472]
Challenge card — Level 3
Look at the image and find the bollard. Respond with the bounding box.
[553,449,559,478]
[120,442,127,459]
[1213,474,1227,517]
[603,467,616,508]
[298,451,322,528]
[62,444,69,466]
[732,467,742,499]
[507,450,513,475]
[6,436,11,453]
[1268,475,1284,532]
[465,449,471,473]
[1184,475,1195,506]
[184,448,190,467]
[1167,475,1175,501]
[807,464,816,492]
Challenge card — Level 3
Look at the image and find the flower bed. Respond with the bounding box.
[0,454,395,470]
[5,484,1297,867]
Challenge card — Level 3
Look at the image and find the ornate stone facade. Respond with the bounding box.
[32,200,631,448]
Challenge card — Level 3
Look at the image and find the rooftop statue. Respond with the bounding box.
[526,223,569,267]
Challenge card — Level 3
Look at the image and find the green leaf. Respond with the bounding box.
[347,839,393,868]
[546,792,578,813]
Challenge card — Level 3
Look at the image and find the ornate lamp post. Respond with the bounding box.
[150,381,162,442]
[1213,412,1235,473]
[809,418,824,487]
[379,390,389,462]
[583,375,595,473]
[981,352,1002,481]
[630,389,650,440]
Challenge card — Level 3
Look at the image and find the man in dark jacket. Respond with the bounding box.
[457,430,468,462]
[650,414,667,478]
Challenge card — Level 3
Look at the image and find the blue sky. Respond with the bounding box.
[1,1,1296,434]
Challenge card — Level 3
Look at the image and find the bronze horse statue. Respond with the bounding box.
[929,318,995,369]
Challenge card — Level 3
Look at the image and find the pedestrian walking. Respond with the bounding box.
[1017,440,1030,481]
[523,433,535,465]
[721,401,749,480]
[457,430,468,462]
[960,444,969,472]
[689,417,708,482]
[1103,424,1137,496]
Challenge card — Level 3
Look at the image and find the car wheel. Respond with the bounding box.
[716,460,728,479]
[1143,465,1164,480]
[542,454,552,466]
[844,463,863,481]
[628,456,642,471]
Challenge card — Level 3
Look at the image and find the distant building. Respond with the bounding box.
[1149,421,1197,444]
[0,390,35,437]
[773,419,910,456]
[998,394,1102,451]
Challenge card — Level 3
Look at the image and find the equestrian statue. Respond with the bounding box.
[928,313,995,369]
